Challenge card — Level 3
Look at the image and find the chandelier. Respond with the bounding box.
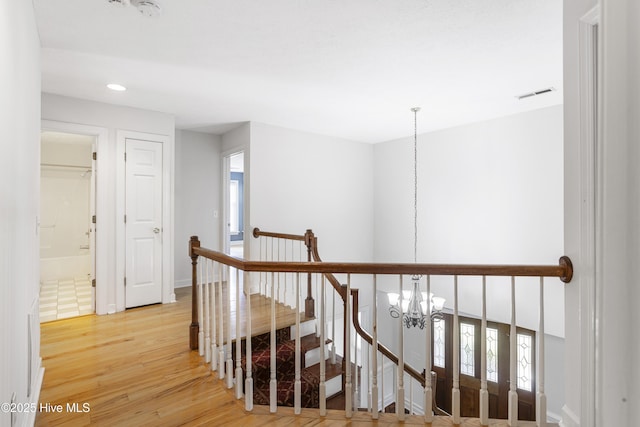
[387,107,445,329]
[388,276,446,328]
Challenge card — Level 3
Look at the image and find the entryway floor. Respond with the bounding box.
[39,277,93,322]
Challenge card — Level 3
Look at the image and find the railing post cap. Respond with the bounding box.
[559,256,573,283]
[189,236,200,257]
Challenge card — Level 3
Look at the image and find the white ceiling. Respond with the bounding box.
[34,0,562,143]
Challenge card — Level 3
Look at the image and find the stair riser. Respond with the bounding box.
[290,319,315,339]
[304,344,331,366]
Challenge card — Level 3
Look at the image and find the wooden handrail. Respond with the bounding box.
[190,230,573,415]
[193,245,573,282]
[247,228,573,415]
[350,288,423,384]
[350,288,450,416]
[253,227,306,241]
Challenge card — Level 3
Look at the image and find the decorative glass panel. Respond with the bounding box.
[460,323,475,376]
[433,318,445,368]
[486,327,498,382]
[517,333,532,391]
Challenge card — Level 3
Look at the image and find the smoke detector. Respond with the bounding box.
[135,0,162,17]
[108,0,162,18]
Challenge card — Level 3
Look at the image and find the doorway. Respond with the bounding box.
[225,151,245,257]
[124,138,164,308]
[39,131,96,322]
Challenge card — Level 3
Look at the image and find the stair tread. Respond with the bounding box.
[299,334,331,351]
[301,355,343,381]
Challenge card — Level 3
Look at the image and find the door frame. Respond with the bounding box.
[575,6,600,427]
[116,130,174,311]
[222,149,247,257]
[40,120,108,314]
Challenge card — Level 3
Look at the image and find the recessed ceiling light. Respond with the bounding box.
[107,83,127,92]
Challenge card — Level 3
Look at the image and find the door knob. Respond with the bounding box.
[153,227,160,234]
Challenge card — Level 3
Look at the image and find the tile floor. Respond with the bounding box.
[39,278,94,322]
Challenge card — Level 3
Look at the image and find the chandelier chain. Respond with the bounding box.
[412,107,419,264]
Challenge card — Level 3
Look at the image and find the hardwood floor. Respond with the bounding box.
[36,286,544,426]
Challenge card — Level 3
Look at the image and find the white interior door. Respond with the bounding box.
[125,138,163,308]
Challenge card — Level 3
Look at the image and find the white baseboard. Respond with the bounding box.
[17,364,44,427]
[547,410,562,424]
[560,405,580,427]
[174,279,191,288]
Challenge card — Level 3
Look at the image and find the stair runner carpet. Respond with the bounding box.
[233,327,322,408]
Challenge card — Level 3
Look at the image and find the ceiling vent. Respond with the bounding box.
[516,87,556,100]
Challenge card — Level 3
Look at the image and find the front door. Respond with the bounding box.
[125,138,163,308]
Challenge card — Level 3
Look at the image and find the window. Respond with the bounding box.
[517,333,532,391]
[486,327,498,382]
[433,318,445,368]
[460,323,475,376]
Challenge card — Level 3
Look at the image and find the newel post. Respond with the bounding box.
[189,236,200,350]
[304,229,315,318]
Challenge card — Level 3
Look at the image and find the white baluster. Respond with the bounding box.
[204,260,211,363]
[409,375,413,415]
[226,265,233,389]
[269,271,277,413]
[319,274,327,416]
[245,270,253,411]
[277,239,281,303]
[211,261,217,372]
[366,333,371,412]
[424,275,433,423]
[198,260,204,356]
[354,331,360,412]
[235,268,243,399]
[537,277,546,427]
[480,276,489,425]
[508,276,518,426]
[315,273,320,338]
[372,274,379,419]
[218,263,225,379]
[330,289,336,365]
[294,273,302,413]
[380,355,384,412]
[345,274,353,418]
[268,237,274,298]
[283,239,288,307]
[452,276,460,424]
[259,235,264,296]
[397,275,405,421]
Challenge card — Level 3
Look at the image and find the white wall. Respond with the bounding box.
[596,0,639,425]
[628,0,640,418]
[41,94,175,314]
[0,1,43,426]
[249,121,375,266]
[174,130,222,287]
[374,106,565,336]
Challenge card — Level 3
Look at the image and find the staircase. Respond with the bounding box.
[233,318,345,409]
[188,230,574,425]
